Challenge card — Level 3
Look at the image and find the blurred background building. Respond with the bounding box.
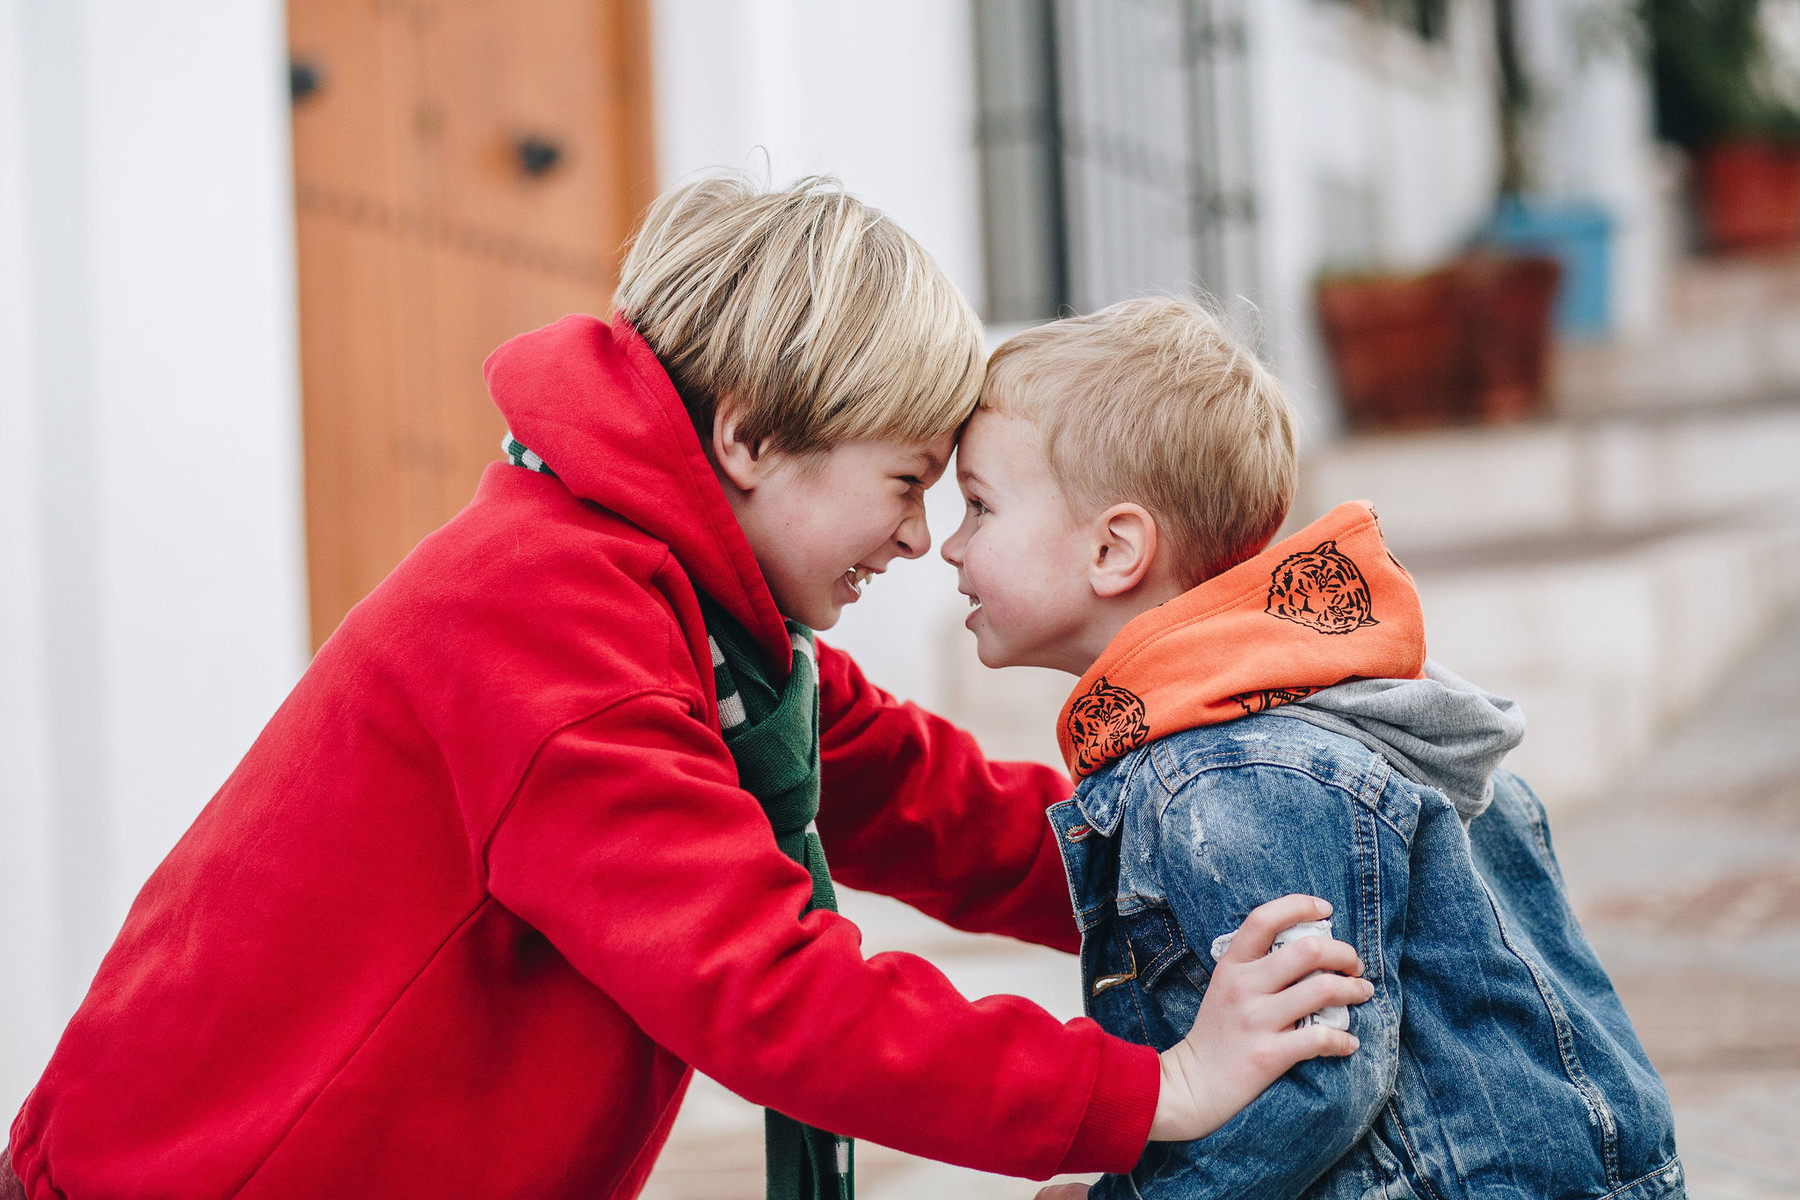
[4,0,1799,1192]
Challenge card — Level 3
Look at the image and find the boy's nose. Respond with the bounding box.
[940,514,972,567]
[894,510,931,559]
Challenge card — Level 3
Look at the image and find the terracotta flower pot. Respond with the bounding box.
[1455,251,1563,423]
[1315,269,1465,432]
[1694,139,1800,252]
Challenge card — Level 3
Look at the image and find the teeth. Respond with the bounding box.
[967,594,980,608]
[844,567,873,596]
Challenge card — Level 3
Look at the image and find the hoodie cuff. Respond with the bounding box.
[1056,1035,1161,1175]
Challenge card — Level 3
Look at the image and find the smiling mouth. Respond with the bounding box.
[844,566,876,598]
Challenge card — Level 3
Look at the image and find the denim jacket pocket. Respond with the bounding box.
[1114,903,1208,1050]
[1118,904,1196,992]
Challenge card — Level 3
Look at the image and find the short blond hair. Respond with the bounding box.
[613,174,984,454]
[984,297,1296,585]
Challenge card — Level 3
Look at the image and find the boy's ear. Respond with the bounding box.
[710,402,765,492]
[1088,503,1161,599]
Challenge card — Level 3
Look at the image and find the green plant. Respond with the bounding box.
[1644,0,1800,144]
[1330,0,1450,41]
[1494,0,1532,194]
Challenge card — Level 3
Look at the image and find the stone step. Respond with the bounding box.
[1555,253,1800,419]
[1410,510,1800,805]
[1554,328,1800,419]
[1293,402,1800,557]
[1666,251,1800,327]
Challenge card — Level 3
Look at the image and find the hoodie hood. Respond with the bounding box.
[1273,662,1525,821]
[482,314,794,674]
[1056,500,1524,818]
[1058,502,1426,777]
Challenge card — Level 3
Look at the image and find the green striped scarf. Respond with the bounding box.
[504,432,854,1200]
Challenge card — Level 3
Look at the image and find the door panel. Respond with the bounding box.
[290,0,654,648]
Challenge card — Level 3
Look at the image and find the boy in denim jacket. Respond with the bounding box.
[944,298,1685,1200]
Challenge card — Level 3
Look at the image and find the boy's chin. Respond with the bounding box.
[972,635,1018,670]
[791,594,845,632]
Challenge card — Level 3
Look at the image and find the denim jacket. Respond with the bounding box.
[1055,713,1684,1200]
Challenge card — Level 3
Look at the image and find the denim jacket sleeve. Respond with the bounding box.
[1095,755,1408,1200]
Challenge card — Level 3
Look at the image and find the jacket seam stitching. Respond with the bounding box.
[1356,803,1384,987]
[1388,1108,1450,1200]
[1153,760,1412,842]
[1479,876,1622,1184]
[1051,801,1108,931]
[1514,776,1570,893]
[477,685,678,876]
[1595,1156,1683,1200]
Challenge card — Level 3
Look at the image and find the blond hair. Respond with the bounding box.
[984,297,1296,585]
[613,174,984,454]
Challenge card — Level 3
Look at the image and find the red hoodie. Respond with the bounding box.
[9,317,1158,1198]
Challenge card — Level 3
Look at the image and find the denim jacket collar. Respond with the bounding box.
[1072,747,1147,837]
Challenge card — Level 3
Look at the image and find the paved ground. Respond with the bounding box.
[642,614,1800,1200]
[1554,613,1800,1199]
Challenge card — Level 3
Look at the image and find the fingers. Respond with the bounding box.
[1267,971,1375,1030]
[1033,1185,1091,1200]
[1275,1023,1361,1068]
[1249,932,1364,992]
[1220,894,1333,962]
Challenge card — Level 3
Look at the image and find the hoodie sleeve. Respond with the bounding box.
[812,640,1082,953]
[483,689,1157,1179]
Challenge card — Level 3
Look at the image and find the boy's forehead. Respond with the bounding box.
[955,409,1040,484]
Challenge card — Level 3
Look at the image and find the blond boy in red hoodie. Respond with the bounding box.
[943,298,1681,1200]
[4,181,1374,1200]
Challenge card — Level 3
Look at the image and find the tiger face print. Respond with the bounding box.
[1066,677,1151,774]
[1265,540,1379,635]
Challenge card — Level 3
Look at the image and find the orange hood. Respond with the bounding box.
[1056,501,1426,778]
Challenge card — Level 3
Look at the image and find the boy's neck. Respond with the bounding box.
[1063,577,1188,676]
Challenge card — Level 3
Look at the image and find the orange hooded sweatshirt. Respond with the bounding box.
[1057,501,1427,779]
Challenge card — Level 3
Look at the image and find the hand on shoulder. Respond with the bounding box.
[1148,894,1372,1141]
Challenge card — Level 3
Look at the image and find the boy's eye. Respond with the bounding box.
[899,475,926,488]
[967,498,989,517]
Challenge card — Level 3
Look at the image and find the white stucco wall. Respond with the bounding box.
[1515,0,1669,336]
[0,0,62,1124]
[0,0,307,1114]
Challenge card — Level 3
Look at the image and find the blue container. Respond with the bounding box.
[1480,196,1615,339]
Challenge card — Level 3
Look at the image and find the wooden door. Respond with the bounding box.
[289,0,655,648]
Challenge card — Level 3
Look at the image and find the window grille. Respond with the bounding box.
[974,0,1260,325]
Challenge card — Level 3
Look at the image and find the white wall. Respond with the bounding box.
[651,0,986,706]
[0,0,307,1115]
[1516,0,1669,336]
[0,0,62,1124]
[1253,0,1503,441]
